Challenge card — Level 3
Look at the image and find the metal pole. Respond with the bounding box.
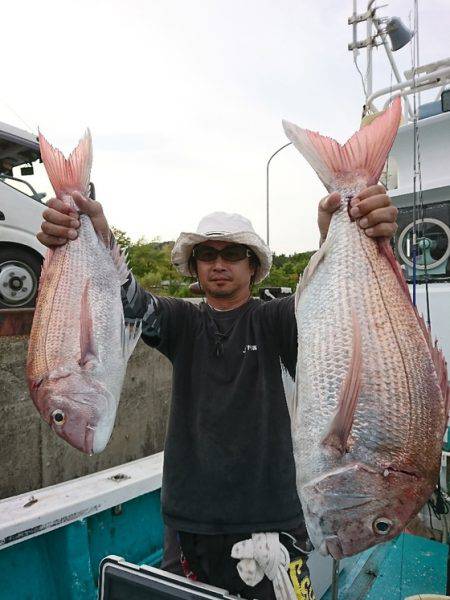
[352,0,358,50]
[374,25,414,119]
[415,0,421,107]
[266,142,292,245]
[366,0,376,97]
[331,559,340,600]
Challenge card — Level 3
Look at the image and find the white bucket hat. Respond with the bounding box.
[171,212,272,284]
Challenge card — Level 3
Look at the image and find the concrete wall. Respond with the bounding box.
[0,336,172,500]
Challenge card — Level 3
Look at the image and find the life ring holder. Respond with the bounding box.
[397,217,450,270]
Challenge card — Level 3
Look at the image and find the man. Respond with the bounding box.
[38,186,398,599]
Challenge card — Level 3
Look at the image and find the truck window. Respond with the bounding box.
[0,159,52,202]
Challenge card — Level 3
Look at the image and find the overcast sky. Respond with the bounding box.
[2,0,449,253]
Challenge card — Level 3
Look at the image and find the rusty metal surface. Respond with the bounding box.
[0,308,34,337]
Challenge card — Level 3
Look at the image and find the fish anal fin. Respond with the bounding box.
[121,318,142,361]
[321,310,362,455]
[412,306,450,417]
[283,96,402,191]
[79,279,99,367]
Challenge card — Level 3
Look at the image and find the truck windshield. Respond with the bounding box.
[0,158,52,203]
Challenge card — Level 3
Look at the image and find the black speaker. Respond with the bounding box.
[393,201,450,281]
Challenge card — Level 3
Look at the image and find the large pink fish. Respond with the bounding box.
[27,132,140,454]
[283,97,449,559]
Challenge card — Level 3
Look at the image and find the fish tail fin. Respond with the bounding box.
[38,129,93,199]
[282,96,402,191]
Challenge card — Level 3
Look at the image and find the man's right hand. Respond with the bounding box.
[37,192,110,248]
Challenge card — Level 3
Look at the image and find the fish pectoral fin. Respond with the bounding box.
[78,351,100,370]
[79,279,99,367]
[321,310,362,455]
[121,318,142,361]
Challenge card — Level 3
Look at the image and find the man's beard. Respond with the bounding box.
[203,281,237,298]
[209,288,234,298]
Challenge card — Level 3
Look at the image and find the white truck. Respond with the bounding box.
[0,122,47,308]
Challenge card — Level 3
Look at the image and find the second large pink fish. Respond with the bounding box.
[283,97,449,559]
[27,132,141,454]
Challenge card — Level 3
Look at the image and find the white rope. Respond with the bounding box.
[231,533,297,600]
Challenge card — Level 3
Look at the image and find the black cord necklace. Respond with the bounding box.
[205,299,253,357]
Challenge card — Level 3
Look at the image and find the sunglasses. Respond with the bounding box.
[192,244,253,263]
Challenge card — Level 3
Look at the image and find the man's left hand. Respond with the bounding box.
[318,184,398,244]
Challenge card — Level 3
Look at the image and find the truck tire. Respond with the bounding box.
[0,247,42,308]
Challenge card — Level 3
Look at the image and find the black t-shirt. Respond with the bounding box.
[144,295,302,534]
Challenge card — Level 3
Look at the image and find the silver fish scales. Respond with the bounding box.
[283,97,449,558]
[27,131,140,454]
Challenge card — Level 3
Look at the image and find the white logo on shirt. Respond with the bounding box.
[243,344,258,354]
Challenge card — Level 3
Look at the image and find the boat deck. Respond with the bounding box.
[0,453,448,599]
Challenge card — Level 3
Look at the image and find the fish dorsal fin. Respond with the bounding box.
[121,318,142,361]
[283,96,402,191]
[296,235,331,300]
[38,129,93,200]
[377,239,449,416]
[321,310,362,455]
[79,279,99,367]
[109,236,130,285]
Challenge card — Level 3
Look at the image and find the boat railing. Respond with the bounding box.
[368,62,450,114]
[0,452,163,551]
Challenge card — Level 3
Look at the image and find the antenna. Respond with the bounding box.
[348,2,414,116]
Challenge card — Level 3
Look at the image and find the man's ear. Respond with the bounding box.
[188,257,198,278]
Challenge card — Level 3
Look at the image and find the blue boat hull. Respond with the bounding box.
[0,453,447,599]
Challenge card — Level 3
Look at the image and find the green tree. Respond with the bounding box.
[110,226,131,251]
[110,227,316,297]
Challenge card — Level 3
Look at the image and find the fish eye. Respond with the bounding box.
[51,409,66,425]
[373,517,393,535]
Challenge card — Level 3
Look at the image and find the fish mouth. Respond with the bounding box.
[83,426,96,455]
[91,423,114,454]
[319,536,344,560]
[50,424,95,455]
[326,537,344,560]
